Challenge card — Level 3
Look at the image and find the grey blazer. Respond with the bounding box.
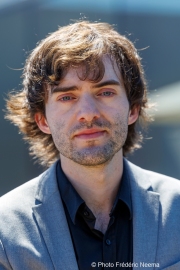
[0,159,180,270]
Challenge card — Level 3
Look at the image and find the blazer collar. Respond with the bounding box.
[124,159,160,269]
[32,161,79,270]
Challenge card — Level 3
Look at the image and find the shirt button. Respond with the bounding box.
[83,210,89,216]
[106,239,111,246]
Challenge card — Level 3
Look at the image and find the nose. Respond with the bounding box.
[76,93,100,123]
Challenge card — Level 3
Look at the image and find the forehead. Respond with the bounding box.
[61,56,122,84]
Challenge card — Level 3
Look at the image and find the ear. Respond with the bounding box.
[128,105,140,125]
[34,112,51,134]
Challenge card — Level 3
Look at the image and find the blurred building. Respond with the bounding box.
[0,0,180,195]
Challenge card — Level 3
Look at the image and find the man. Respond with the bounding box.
[0,21,180,270]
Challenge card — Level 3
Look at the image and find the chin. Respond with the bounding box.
[69,147,120,166]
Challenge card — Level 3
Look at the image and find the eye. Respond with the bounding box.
[58,95,76,102]
[99,91,115,97]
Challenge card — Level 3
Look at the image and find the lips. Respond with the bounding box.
[74,129,106,139]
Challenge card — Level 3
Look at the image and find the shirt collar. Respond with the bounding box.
[56,158,132,224]
[120,158,132,219]
[56,161,84,224]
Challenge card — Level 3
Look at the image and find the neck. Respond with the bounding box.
[60,150,123,217]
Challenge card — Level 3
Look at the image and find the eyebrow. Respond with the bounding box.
[92,79,120,89]
[51,79,120,94]
[51,85,78,94]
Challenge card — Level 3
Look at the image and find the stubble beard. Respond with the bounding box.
[51,115,128,166]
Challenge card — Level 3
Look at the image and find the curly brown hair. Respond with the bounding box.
[5,21,152,167]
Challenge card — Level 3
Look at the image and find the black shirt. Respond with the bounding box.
[56,160,133,270]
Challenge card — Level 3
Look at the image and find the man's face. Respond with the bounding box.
[36,57,138,166]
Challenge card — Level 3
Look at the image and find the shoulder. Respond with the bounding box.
[0,175,42,232]
[0,175,42,249]
[125,159,180,229]
[0,161,58,218]
[0,162,60,268]
[125,159,180,203]
[0,161,59,251]
[0,175,40,213]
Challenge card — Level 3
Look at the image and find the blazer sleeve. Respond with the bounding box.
[0,239,12,270]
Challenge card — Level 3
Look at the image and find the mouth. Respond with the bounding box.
[74,129,107,140]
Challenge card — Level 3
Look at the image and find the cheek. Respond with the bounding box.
[119,98,130,119]
[120,95,130,109]
[45,107,73,136]
[105,98,129,119]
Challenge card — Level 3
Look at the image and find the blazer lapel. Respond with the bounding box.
[125,160,160,270]
[32,162,78,270]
